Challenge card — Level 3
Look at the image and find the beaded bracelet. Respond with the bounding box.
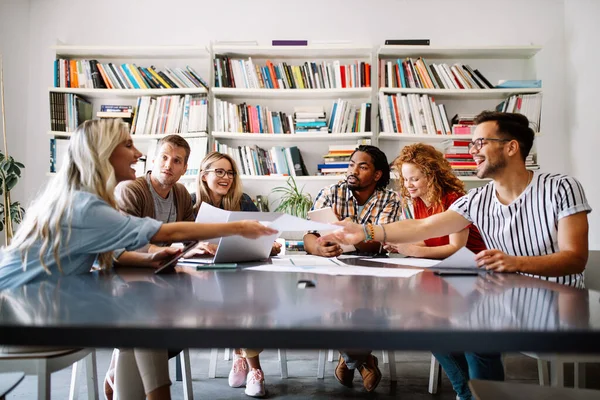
[363,222,375,242]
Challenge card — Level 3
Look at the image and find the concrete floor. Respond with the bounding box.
[2,349,598,399]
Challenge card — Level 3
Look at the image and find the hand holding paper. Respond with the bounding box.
[318,220,365,245]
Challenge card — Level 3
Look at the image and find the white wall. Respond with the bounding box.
[5,0,585,233]
[564,0,600,250]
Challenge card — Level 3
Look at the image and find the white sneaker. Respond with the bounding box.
[228,356,248,388]
[245,368,266,398]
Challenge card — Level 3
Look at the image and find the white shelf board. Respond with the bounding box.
[240,175,345,182]
[212,44,372,59]
[211,87,372,99]
[377,45,542,59]
[48,87,207,98]
[212,132,372,141]
[379,87,541,99]
[52,45,208,58]
[458,176,491,182]
[379,133,473,141]
[48,131,207,139]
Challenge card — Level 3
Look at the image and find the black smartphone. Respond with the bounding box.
[434,269,480,276]
[154,241,199,275]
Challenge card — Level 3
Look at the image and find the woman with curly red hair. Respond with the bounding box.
[386,143,486,258]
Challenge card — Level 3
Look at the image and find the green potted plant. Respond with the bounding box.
[0,151,25,236]
[272,176,313,219]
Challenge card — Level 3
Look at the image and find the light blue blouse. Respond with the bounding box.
[0,191,162,289]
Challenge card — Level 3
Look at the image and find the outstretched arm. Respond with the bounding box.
[151,221,277,244]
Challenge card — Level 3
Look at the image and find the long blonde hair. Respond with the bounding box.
[8,119,129,273]
[195,152,243,213]
[393,143,466,213]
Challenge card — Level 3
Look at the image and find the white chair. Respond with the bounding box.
[317,349,397,382]
[0,348,98,400]
[208,348,288,379]
[523,353,600,388]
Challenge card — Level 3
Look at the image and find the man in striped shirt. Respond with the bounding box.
[319,111,591,400]
[304,145,400,392]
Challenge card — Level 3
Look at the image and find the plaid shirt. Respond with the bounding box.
[311,181,400,225]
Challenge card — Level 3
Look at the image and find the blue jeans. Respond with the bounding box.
[340,350,371,369]
[433,353,504,400]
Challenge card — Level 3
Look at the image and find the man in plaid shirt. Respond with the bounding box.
[303,145,400,392]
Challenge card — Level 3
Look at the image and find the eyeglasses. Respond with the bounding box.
[468,138,511,152]
[205,168,236,178]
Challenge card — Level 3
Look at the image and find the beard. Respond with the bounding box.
[346,175,360,189]
[477,156,507,179]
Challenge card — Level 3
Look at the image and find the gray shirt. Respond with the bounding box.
[146,174,176,224]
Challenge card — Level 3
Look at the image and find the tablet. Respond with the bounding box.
[154,241,200,275]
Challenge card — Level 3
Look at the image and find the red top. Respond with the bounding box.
[412,192,487,253]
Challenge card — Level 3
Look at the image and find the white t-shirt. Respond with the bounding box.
[450,172,592,288]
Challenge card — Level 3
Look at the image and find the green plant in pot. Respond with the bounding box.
[0,151,25,236]
[273,176,313,219]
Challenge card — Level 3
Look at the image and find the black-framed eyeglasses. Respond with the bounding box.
[468,138,511,152]
[204,168,236,178]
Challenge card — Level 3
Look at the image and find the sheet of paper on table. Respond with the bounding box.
[368,247,478,269]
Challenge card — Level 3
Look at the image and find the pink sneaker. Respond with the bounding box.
[245,368,266,397]
[228,356,248,388]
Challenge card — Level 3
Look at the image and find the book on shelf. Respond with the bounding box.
[130,95,207,136]
[385,39,430,45]
[213,140,308,177]
[49,138,70,173]
[328,100,371,133]
[379,92,451,135]
[49,92,93,132]
[213,98,293,134]
[54,59,209,90]
[213,56,371,89]
[379,58,494,89]
[496,93,542,131]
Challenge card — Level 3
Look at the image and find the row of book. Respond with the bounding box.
[214,56,371,89]
[130,95,208,136]
[212,140,308,177]
[49,92,92,132]
[379,58,494,90]
[497,93,542,132]
[379,93,452,135]
[329,100,372,133]
[212,98,293,134]
[54,59,209,90]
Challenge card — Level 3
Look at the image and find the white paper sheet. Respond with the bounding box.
[247,264,421,278]
[434,247,478,269]
[368,257,441,268]
[268,214,339,232]
[195,203,231,244]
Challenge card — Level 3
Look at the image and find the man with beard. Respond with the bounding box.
[303,144,400,393]
[318,111,591,400]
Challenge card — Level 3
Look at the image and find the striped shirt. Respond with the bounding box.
[311,181,400,225]
[449,172,591,288]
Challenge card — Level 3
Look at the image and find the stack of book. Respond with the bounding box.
[444,140,477,177]
[318,142,369,176]
[328,100,371,133]
[54,60,209,90]
[451,114,477,135]
[294,107,327,133]
[526,154,540,171]
[97,104,133,126]
[380,58,493,89]
[214,56,371,89]
[130,95,207,135]
[379,93,451,135]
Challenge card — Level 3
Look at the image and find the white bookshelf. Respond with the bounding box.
[49,44,211,177]
[377,45,542,59]
[378,87,541,100]
[213,44,373,59]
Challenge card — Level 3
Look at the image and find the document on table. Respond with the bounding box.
[368,247,478,269]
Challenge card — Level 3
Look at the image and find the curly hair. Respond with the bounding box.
[393,143,465,212]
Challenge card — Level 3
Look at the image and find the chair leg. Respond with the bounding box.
[574,362,586,389]
[387,351,397,382]
[224,348,231,361]
[85,350,98,400]
[382,350,389,364]
[537,359,550,386]
[37,359,50,400]
[428,354,442,394]
[181,349,194,400]
[327,349,334,362]
[550,360,565,387]
[317,350,326,379]
[69,359,83,400]
[208,348,218,379]
[278,349,288,379]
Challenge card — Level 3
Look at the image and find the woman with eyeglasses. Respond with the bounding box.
[386,143,486,258]
[192,151,279,398]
